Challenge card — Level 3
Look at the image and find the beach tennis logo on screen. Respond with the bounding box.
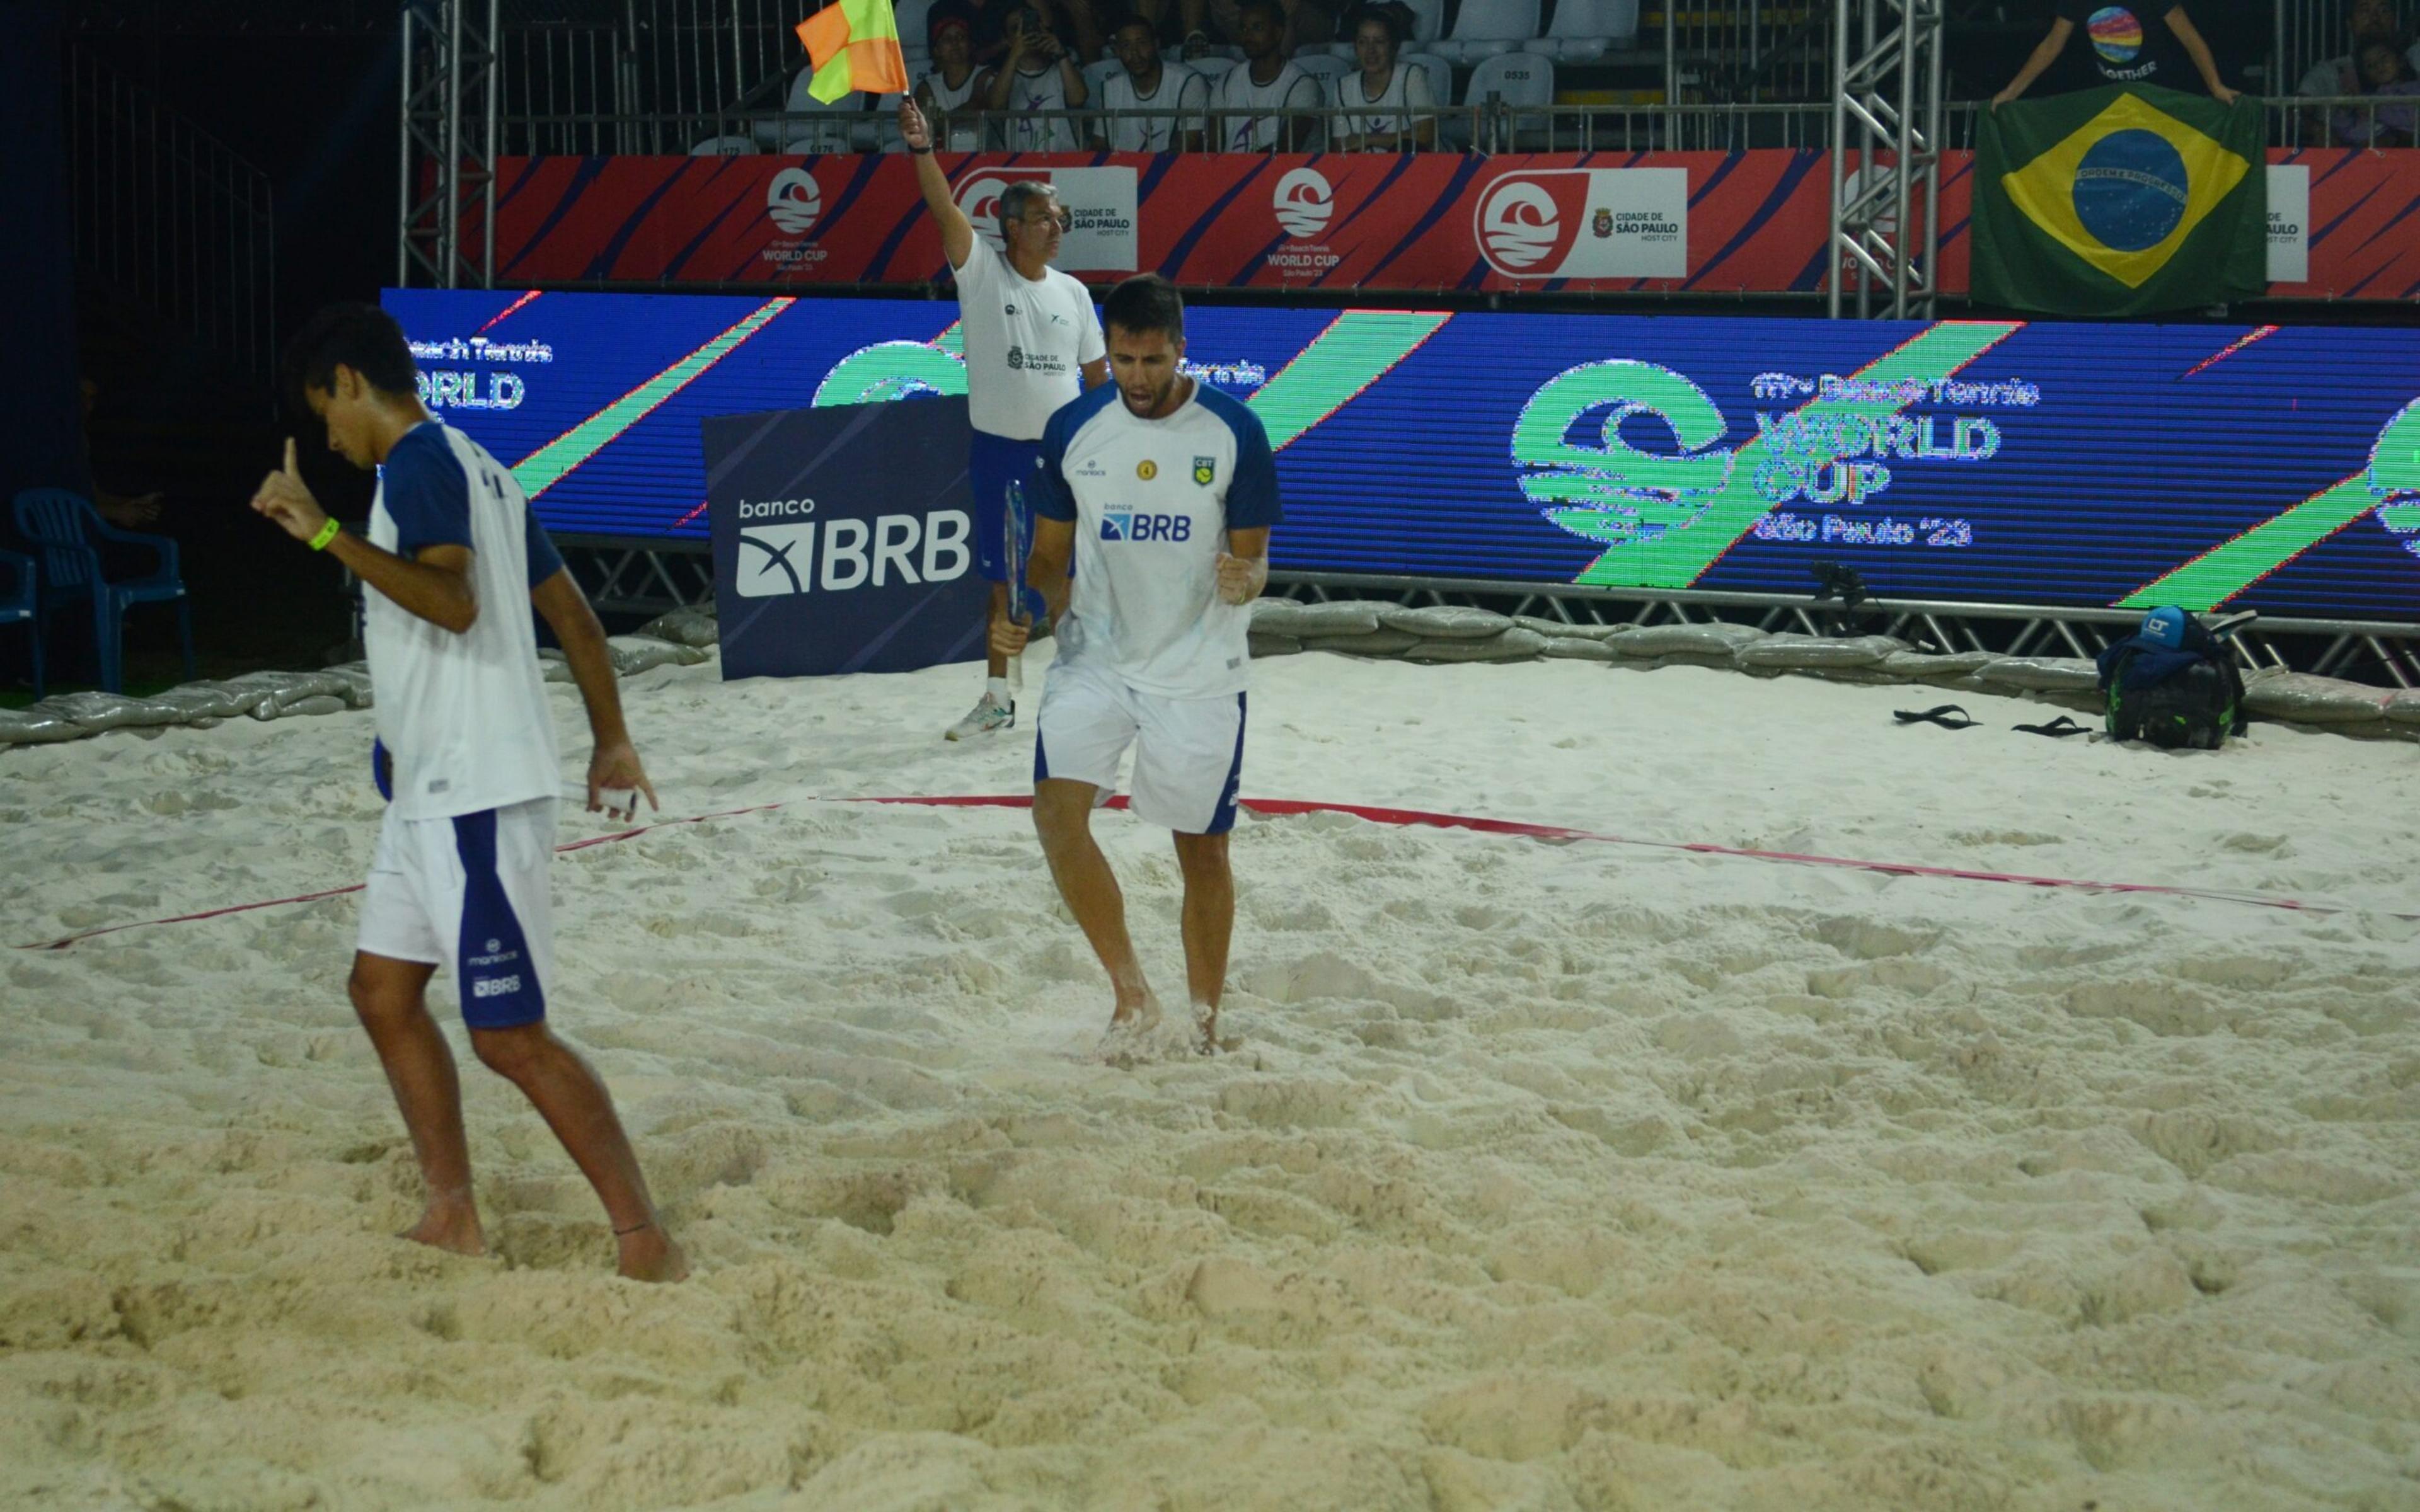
[766,168,824,235]
[1475,169,1687,279]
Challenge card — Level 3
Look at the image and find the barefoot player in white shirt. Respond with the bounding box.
[250,304,685,1283]
[898,93,1110,742]
[991,276,1282,1055]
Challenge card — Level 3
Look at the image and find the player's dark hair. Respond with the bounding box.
[1235,0,1286,27]
[998,180,1061,239]
[284,302,420,404]
[1103,273,1185,341]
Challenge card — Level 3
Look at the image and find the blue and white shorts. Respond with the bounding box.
[357,797,557,1029]
[1035,660,1247,835]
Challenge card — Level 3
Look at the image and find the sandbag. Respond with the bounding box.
[1303,629,1420,656]
[1250,598,1386,637]
[1540,635,1623,662]
[320,663,376,709]
[634,607,720,648]
[0,707,90,744]
[37,692,185,731]
[1378,605,1514,640]
[606,635,712,675]
[538,650,577,684]
[1247,633,1303,657]
[280,694,350,718]
[1406,628,1548,662]
[1879,650,1998,680]
[1973,656,2101,693]
[1511,615,1629,642]
[226,670,355,719]
[1606,622,1766,660]
[1735,633,1908,670]
[2386,689,2420,726]
[146,684,260,721]
[2242,671,2390,724]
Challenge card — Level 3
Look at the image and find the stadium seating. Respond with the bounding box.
[1294,52,1354,89]
[1522,0,1640,59]
[1400,52,1453,115]
[12,488,192,696]
[758,72,880,152]
[1463,52,1555,145]
[688,134,760,154]
[0,549,40,699]
[1427,0,1540,62]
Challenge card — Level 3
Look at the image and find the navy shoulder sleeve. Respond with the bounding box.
[382,427,473,558]
[524,509,565,588]
[1209,391,1283,530]
[1031,387,1114,522]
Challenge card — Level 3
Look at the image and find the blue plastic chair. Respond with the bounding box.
[0,549,41,699]
[12,488,193,694]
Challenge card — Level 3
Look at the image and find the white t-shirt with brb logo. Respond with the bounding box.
[952,234,1105,440]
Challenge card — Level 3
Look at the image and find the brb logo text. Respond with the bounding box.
[737,496,973,598]
[1101,511,1193,542]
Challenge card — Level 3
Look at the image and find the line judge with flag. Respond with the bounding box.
[1973,81,2266,318]
[896,89,1109,742]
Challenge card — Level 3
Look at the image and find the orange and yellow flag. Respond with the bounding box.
[796,0,909,102]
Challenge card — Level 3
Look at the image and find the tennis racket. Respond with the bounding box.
[1004,476,1029,693]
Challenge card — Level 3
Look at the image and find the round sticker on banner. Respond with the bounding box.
[766,168,824,236]
[2071,129,2188,251]
[1272,168,1334,240]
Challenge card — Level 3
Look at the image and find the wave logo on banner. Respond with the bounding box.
[766,168,825,235]
[1272,167,1335,239]
[954,172,1020,253]
[952,167,1141,270]
[1475,168,1690,279]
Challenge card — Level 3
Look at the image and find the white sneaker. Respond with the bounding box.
[943,692,1016,741]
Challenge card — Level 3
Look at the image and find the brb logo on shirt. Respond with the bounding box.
[1102,511,1192,542]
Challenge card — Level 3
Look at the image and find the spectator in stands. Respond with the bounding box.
[1332,5,1435,151]
[928,0,1015,65]
[1991,0,2237,108]
[915,14,987,149]
[981,4,1091,150]
[2296,0,2420,141]
[1211,0,1325,149]
[1095,13,1209,149]
[2334,38,2420,146]
[1190,0,1338,59]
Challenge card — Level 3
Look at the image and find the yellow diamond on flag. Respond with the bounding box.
[1997,89,2251,290]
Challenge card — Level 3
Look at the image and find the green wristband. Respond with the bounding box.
[308,518,342,552]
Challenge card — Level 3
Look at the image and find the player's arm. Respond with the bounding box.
[898,94,976,269]
[252,437,478,634]
[531,563,658,821]
[2162,6,2238,104]
[1215,527,1270,604]
[1029,515,1078,621]
[1992,16,2071,107]
[1081,358,1109,389]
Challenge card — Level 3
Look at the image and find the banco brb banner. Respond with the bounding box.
[388,289,2420,623]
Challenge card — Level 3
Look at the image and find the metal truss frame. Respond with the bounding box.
[562,539,715,616]
[1828,0,1946,318]
[398,0,500,290]
[1270,573,2420,689]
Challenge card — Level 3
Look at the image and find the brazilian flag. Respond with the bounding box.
[1974,84,2266,317]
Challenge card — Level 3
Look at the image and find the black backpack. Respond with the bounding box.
[2096,611,2247,750]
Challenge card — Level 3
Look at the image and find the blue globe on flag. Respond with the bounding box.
[2071,129,2189,251]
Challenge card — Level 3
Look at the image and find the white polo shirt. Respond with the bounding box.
[1100,63,1210,151]
[366,420,565,820]
[1030,380,1284,699]
[952,235,1105,440]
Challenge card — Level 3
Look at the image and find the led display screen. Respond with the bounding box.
[386,288,2420,620]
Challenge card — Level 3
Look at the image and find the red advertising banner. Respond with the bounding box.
[478,147,2420,300]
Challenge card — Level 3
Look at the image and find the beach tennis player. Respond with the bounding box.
[992,275,1281,1055]
[251,304,685,1282]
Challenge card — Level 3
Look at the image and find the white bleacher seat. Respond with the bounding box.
[1185,52,1240,77]
[1083,57,1123,101]
[1400,52,1453,113]
[896,0,936,49]
[902,45,931,76]
[758,73,875,152]
[689,134,761,154]
[1463,52,1553,144]
[1521,0,1639,59]
[1402,0,1446,42]
[1429,0,1539,62]
[1323,41,1357,58]
[1294,52,1352,88]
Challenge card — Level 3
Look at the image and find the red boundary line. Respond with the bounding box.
[16,794,2410,951]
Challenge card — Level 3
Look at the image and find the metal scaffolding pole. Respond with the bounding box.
[397,0,500,289]
[1826,0,1944,318]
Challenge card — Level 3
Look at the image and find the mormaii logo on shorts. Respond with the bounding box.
[1474,168,1689,280]
[1272,168,1334,239]
[766,168,824,235]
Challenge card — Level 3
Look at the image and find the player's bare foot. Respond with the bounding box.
[615,1222,688,1283]
[1097,993,1163,1065]
[400,1194,486,1257]
[1191,1001,1236,1055]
